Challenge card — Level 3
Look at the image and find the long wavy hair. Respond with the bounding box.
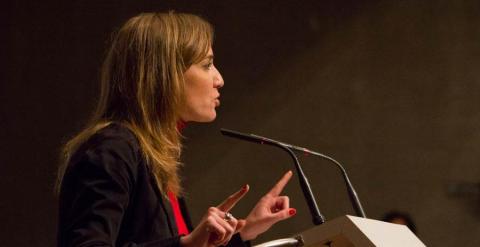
[56,12,213,195]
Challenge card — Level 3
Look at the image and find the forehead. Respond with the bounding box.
[206,47,213,56]
[201,47,214,60]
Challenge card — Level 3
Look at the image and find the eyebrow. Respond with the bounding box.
[204,55,214,60]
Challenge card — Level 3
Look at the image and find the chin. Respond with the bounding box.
[191,112,217,123]
[203,114,217,122]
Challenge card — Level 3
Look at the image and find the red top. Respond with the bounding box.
[167,191,190,235]
[169,121,189,235]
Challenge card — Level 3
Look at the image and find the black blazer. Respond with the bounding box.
[57,124,248,247]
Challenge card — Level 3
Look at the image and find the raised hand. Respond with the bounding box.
[239,171,296,241]
[180,184,249,247]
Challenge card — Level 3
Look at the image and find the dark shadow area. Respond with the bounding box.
[3,1,480,246]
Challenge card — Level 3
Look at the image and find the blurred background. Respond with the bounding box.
[2,0,480,246]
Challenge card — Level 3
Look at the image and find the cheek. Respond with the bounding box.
[182,68,217,121]
[186,84,207,105]
[184,83,213,114]
[187,80,212,104]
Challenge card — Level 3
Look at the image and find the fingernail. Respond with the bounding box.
[242,184,249,191]
[289,208,296,216]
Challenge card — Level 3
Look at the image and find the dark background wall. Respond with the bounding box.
[2,0,480,246]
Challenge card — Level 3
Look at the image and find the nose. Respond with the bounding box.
[213,66,224,89]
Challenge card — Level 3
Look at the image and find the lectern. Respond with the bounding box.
[299,215,425,247]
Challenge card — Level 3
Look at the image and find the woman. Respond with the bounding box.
[56,12,296,247]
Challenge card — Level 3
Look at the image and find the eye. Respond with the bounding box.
[203,62,213,70]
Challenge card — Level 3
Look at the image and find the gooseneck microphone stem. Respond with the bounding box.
[258,139,366,218]
[221,129,326,225]
[221,128,366,220]
[304,150,366,218]
[270,141,326,225]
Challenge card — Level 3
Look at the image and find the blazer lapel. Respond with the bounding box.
[149,175,178,236]
[178,197,194,232]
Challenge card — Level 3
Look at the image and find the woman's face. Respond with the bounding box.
[179,47,224,122]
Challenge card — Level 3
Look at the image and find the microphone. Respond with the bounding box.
[221,128,326,225]
[220,128,366,221]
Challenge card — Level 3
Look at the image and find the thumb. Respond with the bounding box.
[235,219,247,233]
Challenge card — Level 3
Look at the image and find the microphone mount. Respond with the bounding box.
[221,128,326,225]
[221,128,366,222]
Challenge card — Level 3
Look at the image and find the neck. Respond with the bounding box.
[177,120,187,132]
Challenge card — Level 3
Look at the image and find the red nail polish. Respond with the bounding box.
[289,208,296,216]
[242,184,249,191]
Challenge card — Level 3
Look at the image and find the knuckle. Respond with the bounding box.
[207,215,215,222]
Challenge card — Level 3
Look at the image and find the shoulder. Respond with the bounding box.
[67,123,144,184]
[85,123,140,161]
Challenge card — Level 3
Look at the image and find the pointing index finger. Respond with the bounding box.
[268,170,293,196]
[218,184,250,212]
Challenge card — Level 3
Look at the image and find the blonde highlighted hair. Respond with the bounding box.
[56,12,214,195]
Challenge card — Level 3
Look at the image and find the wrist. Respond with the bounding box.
[239,229,256,241]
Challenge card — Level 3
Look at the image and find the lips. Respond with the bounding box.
[214,98,220,107]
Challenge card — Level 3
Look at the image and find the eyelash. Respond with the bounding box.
[203,62,213,70]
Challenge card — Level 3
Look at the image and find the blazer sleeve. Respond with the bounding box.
[58,141,181,247]
[227,234,251,247]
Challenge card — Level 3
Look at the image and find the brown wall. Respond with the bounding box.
[2,1,479,246]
